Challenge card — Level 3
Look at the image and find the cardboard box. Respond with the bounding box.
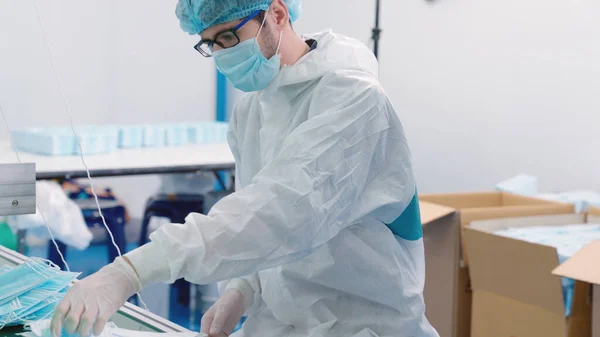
[464,211,598,337]
[421,191,573,265]
[553,207,600,337]
[419,192,575,337]
[420,201,458,337]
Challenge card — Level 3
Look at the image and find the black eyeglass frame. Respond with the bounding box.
[194,10,263,57]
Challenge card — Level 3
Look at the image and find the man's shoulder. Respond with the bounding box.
[317,68,386,100]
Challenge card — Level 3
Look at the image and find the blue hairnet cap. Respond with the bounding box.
[176,0,302,35]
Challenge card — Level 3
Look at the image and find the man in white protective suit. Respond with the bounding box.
[51,1,439,336]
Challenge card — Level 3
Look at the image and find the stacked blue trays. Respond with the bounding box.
[164,124,191,146]
[11,122,229,156]
[11,127,118,156]
[188,122,229,144]
[141,125,167,148]
[73,126,119,155]
[12,128,76,156]
[117,125,145,149]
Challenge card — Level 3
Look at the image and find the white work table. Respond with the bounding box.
[1,141,236,254]
[0,142,236,179]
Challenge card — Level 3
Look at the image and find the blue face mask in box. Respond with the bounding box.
[0,259,64,306]
[213,10,283,93]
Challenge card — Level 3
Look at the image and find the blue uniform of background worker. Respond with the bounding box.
[51,1,440,336]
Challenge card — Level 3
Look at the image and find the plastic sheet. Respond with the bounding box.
[8,181,93,250]
[496,174,600,213]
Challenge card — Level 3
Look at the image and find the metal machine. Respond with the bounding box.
[0,163,36,216]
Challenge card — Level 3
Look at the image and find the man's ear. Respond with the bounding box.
[270,0,290,30]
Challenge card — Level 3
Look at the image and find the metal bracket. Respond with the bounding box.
[0,163,36,216]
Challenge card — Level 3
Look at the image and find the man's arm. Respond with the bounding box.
[125,70,409,288]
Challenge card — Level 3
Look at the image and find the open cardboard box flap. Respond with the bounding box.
[464,226,566,316]
[466,213,597,337]
[553,206,600,284]
[420,192,575,266]
[553,240,600,285]
[466,213,588,315]
[420,191,564,209]
[419,201,455,224]
[588,206,600,223]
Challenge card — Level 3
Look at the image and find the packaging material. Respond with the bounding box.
[495,174,600,213]
[494,224,600,316]
[188,122,229,144]
[553,209,600,337]
[117,125,144,149]
[12,127,119,156]
[8,181,93,250]
[142,125,166,148]
[164,124,190,146]
[560,190,600,212]
[73,126,119,155]
[12,128,77,156]
[537,190,600,213]
[11,122,230,154]
[419,192,574,337]
[464,210,599,337]
[419,201,458,337]
[496,174,538,196]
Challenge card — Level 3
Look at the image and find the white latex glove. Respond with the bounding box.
[200,290,245,337]
[50,257,142,337]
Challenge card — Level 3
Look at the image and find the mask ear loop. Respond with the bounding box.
[25,258,58,279]
[256,8,270,38]
[275,31,283,55]
[0,303,17,330]
[256,7,283,57]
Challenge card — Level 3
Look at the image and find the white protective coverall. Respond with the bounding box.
[128,30,439,337]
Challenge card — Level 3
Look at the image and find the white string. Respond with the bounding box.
[257,7,269,37]
[31,0,148,310]
[0,103,70,272]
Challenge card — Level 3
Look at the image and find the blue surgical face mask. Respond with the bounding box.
[213,13,283,93]
[0,273,76,318]
[0,259,61,306]
[0,259,78,328]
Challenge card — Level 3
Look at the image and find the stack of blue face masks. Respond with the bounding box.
[0,258,80,328]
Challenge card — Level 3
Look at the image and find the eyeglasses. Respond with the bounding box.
[194,10,262,57]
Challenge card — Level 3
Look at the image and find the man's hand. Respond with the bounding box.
[201,289,246,337]
[50,257,141,337]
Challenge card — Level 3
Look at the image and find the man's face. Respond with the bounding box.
[200,12,279,59]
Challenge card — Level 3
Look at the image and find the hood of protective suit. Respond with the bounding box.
[267,30,379,91]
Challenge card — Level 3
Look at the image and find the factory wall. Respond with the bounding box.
[292,0,600,194]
